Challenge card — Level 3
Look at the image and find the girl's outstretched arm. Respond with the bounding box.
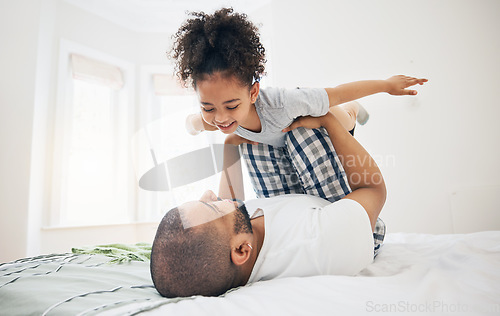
[325,75,428,107]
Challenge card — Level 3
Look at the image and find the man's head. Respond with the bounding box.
[150,190,254,298]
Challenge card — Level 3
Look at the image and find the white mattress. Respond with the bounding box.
[1,231,499,315]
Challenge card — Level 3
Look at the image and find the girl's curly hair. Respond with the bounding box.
[170,8,266,89]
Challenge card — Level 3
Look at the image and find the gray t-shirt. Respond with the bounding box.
[234,87,330,147]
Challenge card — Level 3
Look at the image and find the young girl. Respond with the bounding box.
[171,8,426,201]
[175,9,426,146]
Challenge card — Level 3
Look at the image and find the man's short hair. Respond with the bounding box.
[150,207,238,297]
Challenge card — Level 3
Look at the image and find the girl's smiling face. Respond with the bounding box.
[196,72,261,134]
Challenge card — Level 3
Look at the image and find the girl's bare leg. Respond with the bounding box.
[329,100,369,132]
[329,101,360,131]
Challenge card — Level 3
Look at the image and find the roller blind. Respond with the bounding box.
[153,74,194,96]
[71,53,124,90]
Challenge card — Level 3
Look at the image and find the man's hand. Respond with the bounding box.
[385,75,428,96]
[282,114,331,133]
[225,134,258,146]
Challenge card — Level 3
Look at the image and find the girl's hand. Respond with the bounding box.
[224,134,258,146]
[186,113,219,135]
[386,75,428,96]
[185,113,206,135]
[282,114,332,133]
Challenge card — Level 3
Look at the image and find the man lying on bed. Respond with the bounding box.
[150,111,387,298]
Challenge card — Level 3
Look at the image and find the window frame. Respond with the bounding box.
[50,39,136,227]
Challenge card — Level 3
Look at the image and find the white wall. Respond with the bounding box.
[0,0,42,262]
[270,0,500,233]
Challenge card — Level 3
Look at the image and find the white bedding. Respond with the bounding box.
[116,231,500,316]
[1,231,499,315]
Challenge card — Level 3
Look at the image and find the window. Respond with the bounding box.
[134,69,226,221]
[51,40,134,227]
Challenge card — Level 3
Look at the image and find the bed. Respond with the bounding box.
[1,231,499,315]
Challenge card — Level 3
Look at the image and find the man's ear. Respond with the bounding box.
[230,235,253,266]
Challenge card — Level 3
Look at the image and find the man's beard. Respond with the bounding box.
[233,203,253,234]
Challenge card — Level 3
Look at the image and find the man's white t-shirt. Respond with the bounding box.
[245,194,374,283]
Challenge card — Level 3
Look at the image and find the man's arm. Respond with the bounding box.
[325,75,427,107]
[217,135,248,201]
[285,113,386,230]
